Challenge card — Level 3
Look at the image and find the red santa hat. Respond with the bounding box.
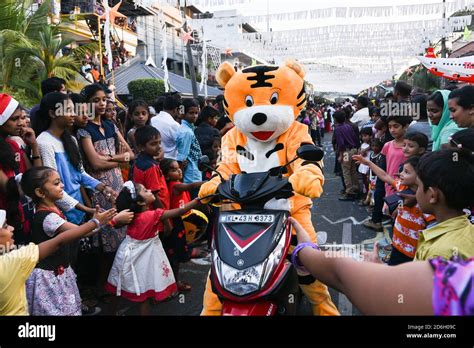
[0,94,20,126]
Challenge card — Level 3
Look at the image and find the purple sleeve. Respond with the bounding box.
[333,127,344,153]
[429,256,474,316]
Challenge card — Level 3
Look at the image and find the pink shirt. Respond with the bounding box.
[381,140,405,196]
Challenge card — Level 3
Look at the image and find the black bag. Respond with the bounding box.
[384,194,402,215]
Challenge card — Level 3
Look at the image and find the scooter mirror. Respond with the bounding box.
[198,155,211,172]
[296,144,324,162]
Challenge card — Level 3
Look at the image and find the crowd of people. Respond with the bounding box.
[80,39,129,80]
[0,77,229,316]
[0,74,473,317]
[290,81,473,315]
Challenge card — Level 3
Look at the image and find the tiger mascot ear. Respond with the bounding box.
[216,62,236,88]
[284,60,305,79]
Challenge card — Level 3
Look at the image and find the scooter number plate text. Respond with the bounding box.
[221,214,274,223]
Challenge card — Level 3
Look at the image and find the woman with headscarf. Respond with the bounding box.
[427,90,464,151]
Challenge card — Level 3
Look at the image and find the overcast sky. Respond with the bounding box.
[193,0,452,93]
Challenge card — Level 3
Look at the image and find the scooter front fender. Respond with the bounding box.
[221,300,278,316]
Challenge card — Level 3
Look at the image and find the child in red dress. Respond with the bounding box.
[106,181,201,315]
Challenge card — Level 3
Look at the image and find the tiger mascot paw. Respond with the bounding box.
[288,164,324,199]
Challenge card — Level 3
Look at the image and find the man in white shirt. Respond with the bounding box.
[351,96,370,129]
[150,96,181,159]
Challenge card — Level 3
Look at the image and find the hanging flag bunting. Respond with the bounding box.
[102,0,113,73]
[200,31,208,98]
[159,9,170,92]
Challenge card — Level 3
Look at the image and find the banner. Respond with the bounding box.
[103,0,114,72]
[159,9,170,92]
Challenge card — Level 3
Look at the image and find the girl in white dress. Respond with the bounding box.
[106,181,201,315]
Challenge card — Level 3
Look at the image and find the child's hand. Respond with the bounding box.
[114,209,134,225]
[352,154,368,164]
[289,217,312,244]
[93,205,117,226]
[99,186,118,203]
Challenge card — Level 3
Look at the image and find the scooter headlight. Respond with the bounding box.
[213,229,288,296]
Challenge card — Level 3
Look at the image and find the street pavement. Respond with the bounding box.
[105,132,381,316]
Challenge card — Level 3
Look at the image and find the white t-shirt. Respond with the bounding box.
[150,111,180,160]
[351,107,370,129]
[358,143,371,175]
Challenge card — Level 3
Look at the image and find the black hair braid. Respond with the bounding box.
[60,129,82,170]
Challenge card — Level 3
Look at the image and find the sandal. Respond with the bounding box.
[177,281,191,292]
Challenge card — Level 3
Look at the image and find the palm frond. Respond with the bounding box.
[10,75,41,100]
[0,1,25,32]
[23,0,51,40]
[51,65,79,80]
[69,42,100,61]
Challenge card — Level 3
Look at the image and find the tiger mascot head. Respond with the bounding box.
[216,60,306,143]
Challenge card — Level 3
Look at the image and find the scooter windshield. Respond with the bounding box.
[219,172,292,205]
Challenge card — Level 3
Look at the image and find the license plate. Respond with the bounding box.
[221,214,275,223]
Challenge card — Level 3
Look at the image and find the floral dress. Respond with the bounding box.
[26,209,82,316]
[77,119,126,253]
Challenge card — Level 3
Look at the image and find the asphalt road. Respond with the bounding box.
[105,133,381,316]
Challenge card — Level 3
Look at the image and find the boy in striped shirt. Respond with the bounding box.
[353,155,435,265]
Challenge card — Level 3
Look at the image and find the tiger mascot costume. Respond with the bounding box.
[199,60,339,315]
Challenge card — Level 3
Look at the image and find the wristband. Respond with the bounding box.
[31,156,41,160]
[291,242,320,272]
[108,218,117,228]
[89,218,100,228]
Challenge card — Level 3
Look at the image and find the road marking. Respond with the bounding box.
[338,223,353,316]
[321,215,366,225]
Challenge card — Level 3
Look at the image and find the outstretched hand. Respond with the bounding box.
[352,154,368,165]
[289,217,312,244]
[114,209,134,225]
[93,205,117,226]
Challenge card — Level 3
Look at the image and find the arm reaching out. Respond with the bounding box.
[38,206,116,261]
[172,181,204,194]
[290,218,433,315]
[352,154,394,186]
[160,198,201,220]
